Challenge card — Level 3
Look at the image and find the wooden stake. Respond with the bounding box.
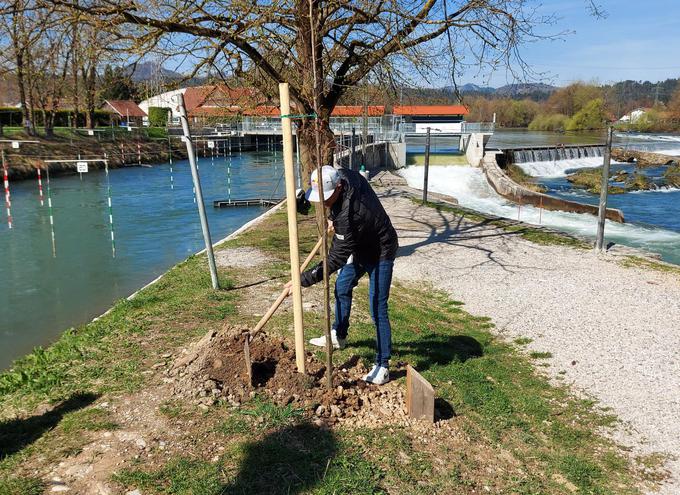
[406,365,435,422]
[279,82,306,374]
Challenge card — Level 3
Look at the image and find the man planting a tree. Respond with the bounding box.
[287,165,398,385]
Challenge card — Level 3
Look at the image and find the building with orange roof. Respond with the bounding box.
[102,100,147,126]
[393,104,469,134]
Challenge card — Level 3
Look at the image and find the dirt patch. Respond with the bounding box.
[166,326,454,431]
[214,247,275,269]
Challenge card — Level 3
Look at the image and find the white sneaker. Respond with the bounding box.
[362,365,390,385]
[309,330,346,349]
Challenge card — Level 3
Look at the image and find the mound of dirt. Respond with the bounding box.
[166,325,454,429]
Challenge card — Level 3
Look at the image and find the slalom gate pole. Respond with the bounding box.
[37,168,44,206]
[168,137,174,190]
[46,166,56,257]
[104,153,116,258]
[2,150,12,229]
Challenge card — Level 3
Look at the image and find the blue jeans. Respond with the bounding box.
[334,259,394,367]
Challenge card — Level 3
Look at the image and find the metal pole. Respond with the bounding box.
[595,126,613,252]
[350,127,355,170]
[295,132,301,188]
[174,94,220,289]
[423,127,431,203]
[362,103,368,165]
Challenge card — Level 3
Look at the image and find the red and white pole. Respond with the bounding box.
[37,168,44,206]
[2,150,12,229]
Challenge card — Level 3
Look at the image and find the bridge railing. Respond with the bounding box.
[462,122,495,133]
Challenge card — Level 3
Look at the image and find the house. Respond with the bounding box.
[618,108,648,123]
[393,105,469,133]
[102,100,147,126]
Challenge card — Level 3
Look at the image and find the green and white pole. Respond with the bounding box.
[104,153,116,258]
[46,165,56,257]
[168,137,174,190]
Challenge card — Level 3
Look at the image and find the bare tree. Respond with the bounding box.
[43,0,559,179]
[2,0,48,135]
[30,24,72,137]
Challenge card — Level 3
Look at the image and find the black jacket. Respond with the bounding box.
[301,168,398,287]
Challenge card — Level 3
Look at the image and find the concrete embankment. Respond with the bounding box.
[1,139,188,180]
[481,152,626,223]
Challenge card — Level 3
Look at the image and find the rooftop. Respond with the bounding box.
[393,105,469,116]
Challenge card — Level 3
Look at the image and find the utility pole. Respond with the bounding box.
[174,94,220,289]
[423,127,431,203]
[595,126,613,252]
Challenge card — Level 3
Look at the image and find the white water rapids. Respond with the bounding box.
[399,164,680,262]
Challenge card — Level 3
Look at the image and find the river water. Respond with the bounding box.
[402,129,680,266]
[1,150,283,370]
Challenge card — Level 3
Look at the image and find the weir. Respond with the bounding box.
[503,144,605,164]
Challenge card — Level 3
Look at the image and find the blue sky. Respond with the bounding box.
[459,0,680,88]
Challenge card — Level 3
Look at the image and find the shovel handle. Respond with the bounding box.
[250,233,327,337]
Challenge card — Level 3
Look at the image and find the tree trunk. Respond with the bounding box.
[43,109,55,138]
[82,65,96,129]
[71,24,80,128]
[15,50,34,136]
[296,118,336,189]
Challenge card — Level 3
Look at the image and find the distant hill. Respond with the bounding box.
[125,61,183,83]
[458,83,495,94]
[494,83,556,97]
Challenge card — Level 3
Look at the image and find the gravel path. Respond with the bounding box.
[380,185,680,494]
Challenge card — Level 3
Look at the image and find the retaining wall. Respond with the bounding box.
[334,141,405,170]
[481,152,625,223]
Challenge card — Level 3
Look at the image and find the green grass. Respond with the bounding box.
[529,351,553,360]
[59,407,118,433]
[0,203,660,494]
[621,256,680,278]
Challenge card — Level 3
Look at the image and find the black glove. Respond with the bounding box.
[296,188,311,215]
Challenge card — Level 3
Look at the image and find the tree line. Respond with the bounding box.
[465,80,680,131]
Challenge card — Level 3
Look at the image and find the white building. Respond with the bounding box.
[618,108,647,123]
[138,88,187,118]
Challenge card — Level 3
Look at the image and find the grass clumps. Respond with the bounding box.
[566,168,626,194]
[505,164,547,193]
[621,256,680,278]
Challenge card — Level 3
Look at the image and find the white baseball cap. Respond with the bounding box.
[306,165,340,202]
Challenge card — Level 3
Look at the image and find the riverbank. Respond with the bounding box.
[1,135,188,180]
[380,178,680,494]
[0,185,669,494]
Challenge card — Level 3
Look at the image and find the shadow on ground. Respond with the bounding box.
[353,334,483,373]
[0,392,99,458]
[224,422,338,494]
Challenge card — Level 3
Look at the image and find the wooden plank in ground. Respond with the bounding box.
[406,365,435,422]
